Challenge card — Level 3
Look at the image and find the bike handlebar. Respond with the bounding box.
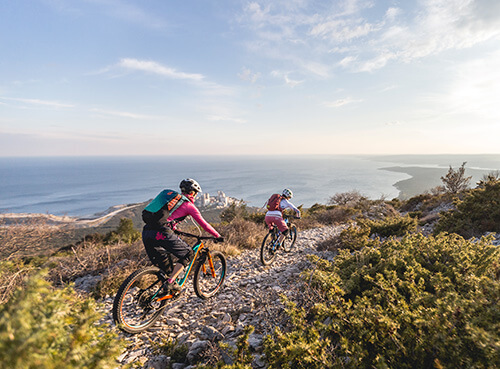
[173,230,223,242]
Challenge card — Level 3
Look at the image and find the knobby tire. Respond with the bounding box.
[112,266,168,334]
[260,231,278,265]
[193,251,227,299]
[282,224,297,252]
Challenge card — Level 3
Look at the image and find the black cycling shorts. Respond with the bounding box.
[142,228,193,271]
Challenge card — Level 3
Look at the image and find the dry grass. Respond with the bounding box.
[219,217,268,250]
[0,218,72,259]
[47,239,149,298]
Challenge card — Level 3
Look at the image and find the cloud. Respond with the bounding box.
[238,67,261,83]
[239,0,500,74]
[0,96,74,108]
[90,108,161,120]
[117,58,205,81]
[271,70,304,87]
[356,0,500,71]
[323,97,362,108]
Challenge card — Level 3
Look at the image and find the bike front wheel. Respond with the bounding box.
[193,251,227,299]
[282,224,297,252]
[260,231,278,265]
[112,266,168,334]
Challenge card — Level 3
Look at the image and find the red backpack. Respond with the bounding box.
[266,194,282,211]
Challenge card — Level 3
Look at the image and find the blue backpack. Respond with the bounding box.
[142,189,188,224]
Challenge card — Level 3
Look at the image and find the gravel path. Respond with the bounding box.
[100,225,345,368]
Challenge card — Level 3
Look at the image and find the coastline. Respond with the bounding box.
[382,165,494,199]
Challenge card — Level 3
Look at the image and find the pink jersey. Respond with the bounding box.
[167,195,221,238]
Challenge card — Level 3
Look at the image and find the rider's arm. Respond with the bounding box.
[170,201,221,238]
[280,198,301,217]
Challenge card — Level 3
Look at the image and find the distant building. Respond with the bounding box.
[194,190,242,209]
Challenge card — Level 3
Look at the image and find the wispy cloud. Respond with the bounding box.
[90,108,161,120]
[271,70,304,87]
[117,58,205,81]
[0,96,74,108]
[239,0,500,74]
[323,97,362,108]
[239,67,261,83]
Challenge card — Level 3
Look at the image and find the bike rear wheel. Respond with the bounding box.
[193,251,227,299]
[282,224,297,252]
[260,231,278,265]
[112,266,168,334]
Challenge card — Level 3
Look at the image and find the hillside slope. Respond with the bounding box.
[99,225,344,368]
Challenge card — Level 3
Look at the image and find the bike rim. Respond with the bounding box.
[118,271,165,330]
[198,254,225,296]
[262,235,277,264]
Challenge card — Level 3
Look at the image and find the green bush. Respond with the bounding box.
[333,223,379,251]
[362,215,418,238]
[330,216,417,252]
[265,233,500,368]
[105,217,141,244]
[434,179,500,238]
[0,271,124,369]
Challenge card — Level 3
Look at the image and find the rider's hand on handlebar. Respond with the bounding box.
[214,237,225,243]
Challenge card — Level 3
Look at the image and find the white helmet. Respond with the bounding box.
[282,188,293,199]
[180,178,202,193]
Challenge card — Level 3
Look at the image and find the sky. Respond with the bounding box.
[1,0,500,157]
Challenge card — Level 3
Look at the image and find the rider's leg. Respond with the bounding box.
[167,263,184,283]
[265,214,288,242]
[278,228,289,244]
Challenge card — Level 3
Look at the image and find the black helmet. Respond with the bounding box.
[180,178,202,194]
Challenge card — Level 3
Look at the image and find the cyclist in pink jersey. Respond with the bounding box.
[142,179,223,292]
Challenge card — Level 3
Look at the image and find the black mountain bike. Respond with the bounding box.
[260,215,298,266]
[113,230,226,334]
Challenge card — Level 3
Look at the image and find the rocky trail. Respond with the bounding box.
[99,225,345,369]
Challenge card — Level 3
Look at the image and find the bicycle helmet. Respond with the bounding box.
[282,188,293,199]
[180,178,202,194]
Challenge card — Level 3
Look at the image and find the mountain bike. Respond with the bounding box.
[260,215,298,266]
[112,230,226,334]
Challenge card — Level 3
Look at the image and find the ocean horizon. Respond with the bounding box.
[1,154,500,217]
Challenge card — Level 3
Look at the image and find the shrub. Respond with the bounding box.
[219,218,268,250]
[313,206,360,225]
[328,223,379,252]
[434,178,500,238]
[328,190,366,206]
[0,272,124,369]
[265,233,500,368]
[104,218,141,244]
[204,325,255,369]
[0,260,39,304]
[362,215,418,238]
[441,161,472,194]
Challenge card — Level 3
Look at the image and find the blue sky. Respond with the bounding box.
[1,0,499,156]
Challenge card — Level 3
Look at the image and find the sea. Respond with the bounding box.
[1,154,500,217]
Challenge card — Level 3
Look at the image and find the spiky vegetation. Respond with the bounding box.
[0,272,124,369]
[435,178,500,238]
[265,232,500,368]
